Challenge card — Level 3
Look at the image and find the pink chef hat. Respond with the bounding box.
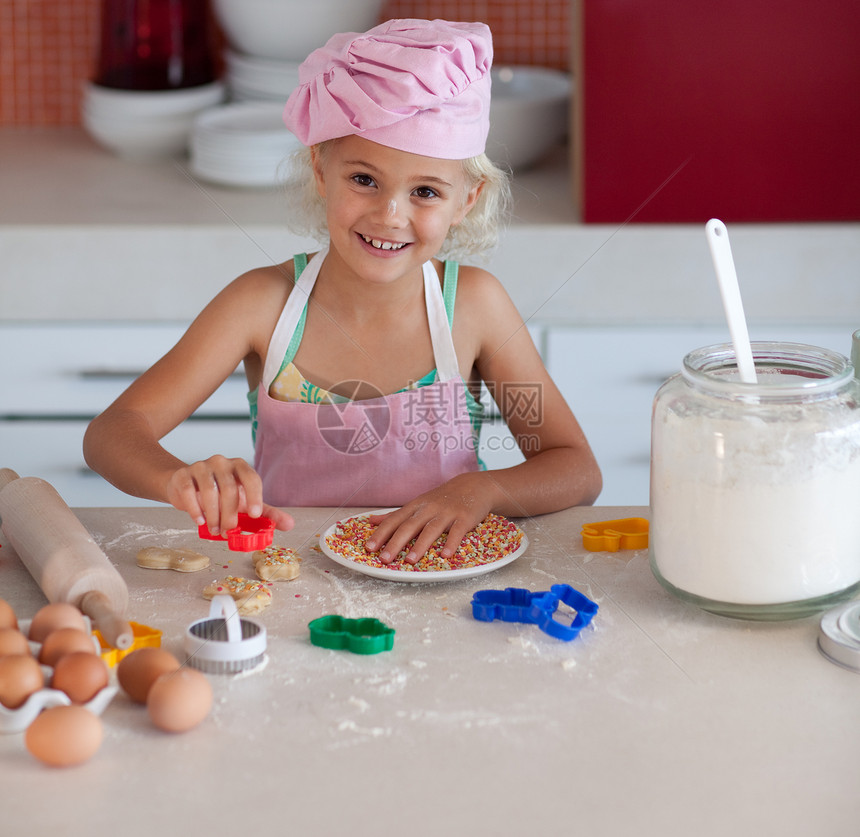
[282,18,493,160]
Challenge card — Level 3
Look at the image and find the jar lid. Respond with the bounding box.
[818,601,860,673]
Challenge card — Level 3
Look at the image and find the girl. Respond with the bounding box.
[83,19,601,564]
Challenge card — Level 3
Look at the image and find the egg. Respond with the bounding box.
[38,627,96,667]
[52,651,109,704]
[117,647,180,704]
[25,705,103,767]
[0,627,31,658]
[28,602,87,643]
[0,653,44,709]
[0,599,18,630]
[147,668,212,733]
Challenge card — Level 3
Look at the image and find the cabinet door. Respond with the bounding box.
[547,325,855,506]
[0,420,253,507]
[0,323,247,416]
[474,324,544,471]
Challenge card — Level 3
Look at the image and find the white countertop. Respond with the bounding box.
[1,504,857,836]
[2,128,859,327]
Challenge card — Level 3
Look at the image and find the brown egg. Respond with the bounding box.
[25,705,103,767]
[147,668,212,733]
[38,628,96,667]
[28,603,87,643]
[0,627,31,658]
[51,651,110,704]
[117,647,181,704]
[0,599,18,630]
[0,653,44,709]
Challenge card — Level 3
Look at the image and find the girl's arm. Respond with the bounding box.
[367,268,601,562]
[83,267,294,535]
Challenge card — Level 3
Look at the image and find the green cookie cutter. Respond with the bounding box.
[308,615,395,655]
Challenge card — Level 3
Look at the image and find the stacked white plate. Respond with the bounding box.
[189,102,303,187]
[223,50,301,102]
[82,81,225,158]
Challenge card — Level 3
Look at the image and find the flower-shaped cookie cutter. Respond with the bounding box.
[471,584,598,641]
[581,517,649,552]
[308,615,395,655]
[198,513,275,551]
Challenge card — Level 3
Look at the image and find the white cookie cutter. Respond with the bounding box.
[184,595,267,675]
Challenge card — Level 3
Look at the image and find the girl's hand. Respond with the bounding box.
[364,473,497,564]
[164,455,294,535]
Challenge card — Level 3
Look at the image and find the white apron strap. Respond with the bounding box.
[261,247,328,389]
[423,261,460,382]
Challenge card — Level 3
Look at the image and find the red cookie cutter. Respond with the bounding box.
[198,513,275,551]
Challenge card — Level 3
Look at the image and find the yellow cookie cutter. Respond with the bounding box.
[581,518,649,552]
[95,622,162,667]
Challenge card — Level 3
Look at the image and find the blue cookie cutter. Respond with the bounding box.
[471,584,598,641]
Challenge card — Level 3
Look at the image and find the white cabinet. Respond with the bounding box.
[0,322,538,506]
[4,321,854,509]
[0,323,250,507]
[547,325,856,506]
[0,420,253,508]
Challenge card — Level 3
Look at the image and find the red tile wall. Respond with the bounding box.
[0,0,101,125]
[0,0,569,126]
[379,1,570,70]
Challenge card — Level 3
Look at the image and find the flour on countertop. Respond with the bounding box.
[335,719,391,738]
[98,522,196,550]
[348,696,370,713]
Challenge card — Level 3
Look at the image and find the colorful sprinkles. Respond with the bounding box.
[255,546,301,568]
[325,513,524,573]
[205,576,273,598]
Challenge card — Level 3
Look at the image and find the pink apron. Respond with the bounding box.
[254,249,480,508]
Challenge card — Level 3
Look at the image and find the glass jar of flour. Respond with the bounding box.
[650,342,860,620]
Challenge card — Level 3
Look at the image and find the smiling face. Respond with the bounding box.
[311,135,482,284]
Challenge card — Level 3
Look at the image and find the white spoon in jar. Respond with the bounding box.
[706,218,758,384]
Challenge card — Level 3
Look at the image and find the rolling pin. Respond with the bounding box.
[0,470,133,649]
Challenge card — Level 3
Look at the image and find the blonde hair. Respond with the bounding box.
[280,141,511,261]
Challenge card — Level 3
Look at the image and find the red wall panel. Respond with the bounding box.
[576,1,860,222]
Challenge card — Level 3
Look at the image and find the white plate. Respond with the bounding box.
[318,509,528,583]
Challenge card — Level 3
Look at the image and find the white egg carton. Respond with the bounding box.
[0,617,118,734]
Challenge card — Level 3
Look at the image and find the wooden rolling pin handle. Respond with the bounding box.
[81,590,134,650]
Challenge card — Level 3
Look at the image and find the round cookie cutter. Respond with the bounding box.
[184,595,267,674]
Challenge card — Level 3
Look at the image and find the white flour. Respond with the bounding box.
[651,402,860,604]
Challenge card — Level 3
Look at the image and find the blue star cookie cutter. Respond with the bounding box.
[308,615,395,654]
[471,584,598,641]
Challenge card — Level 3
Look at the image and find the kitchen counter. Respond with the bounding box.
[1,504,857,836]
[3,127,859,326]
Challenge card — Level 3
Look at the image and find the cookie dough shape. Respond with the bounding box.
[137,546,211,573]
[203,576,273,616]
[253,546,301,582]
